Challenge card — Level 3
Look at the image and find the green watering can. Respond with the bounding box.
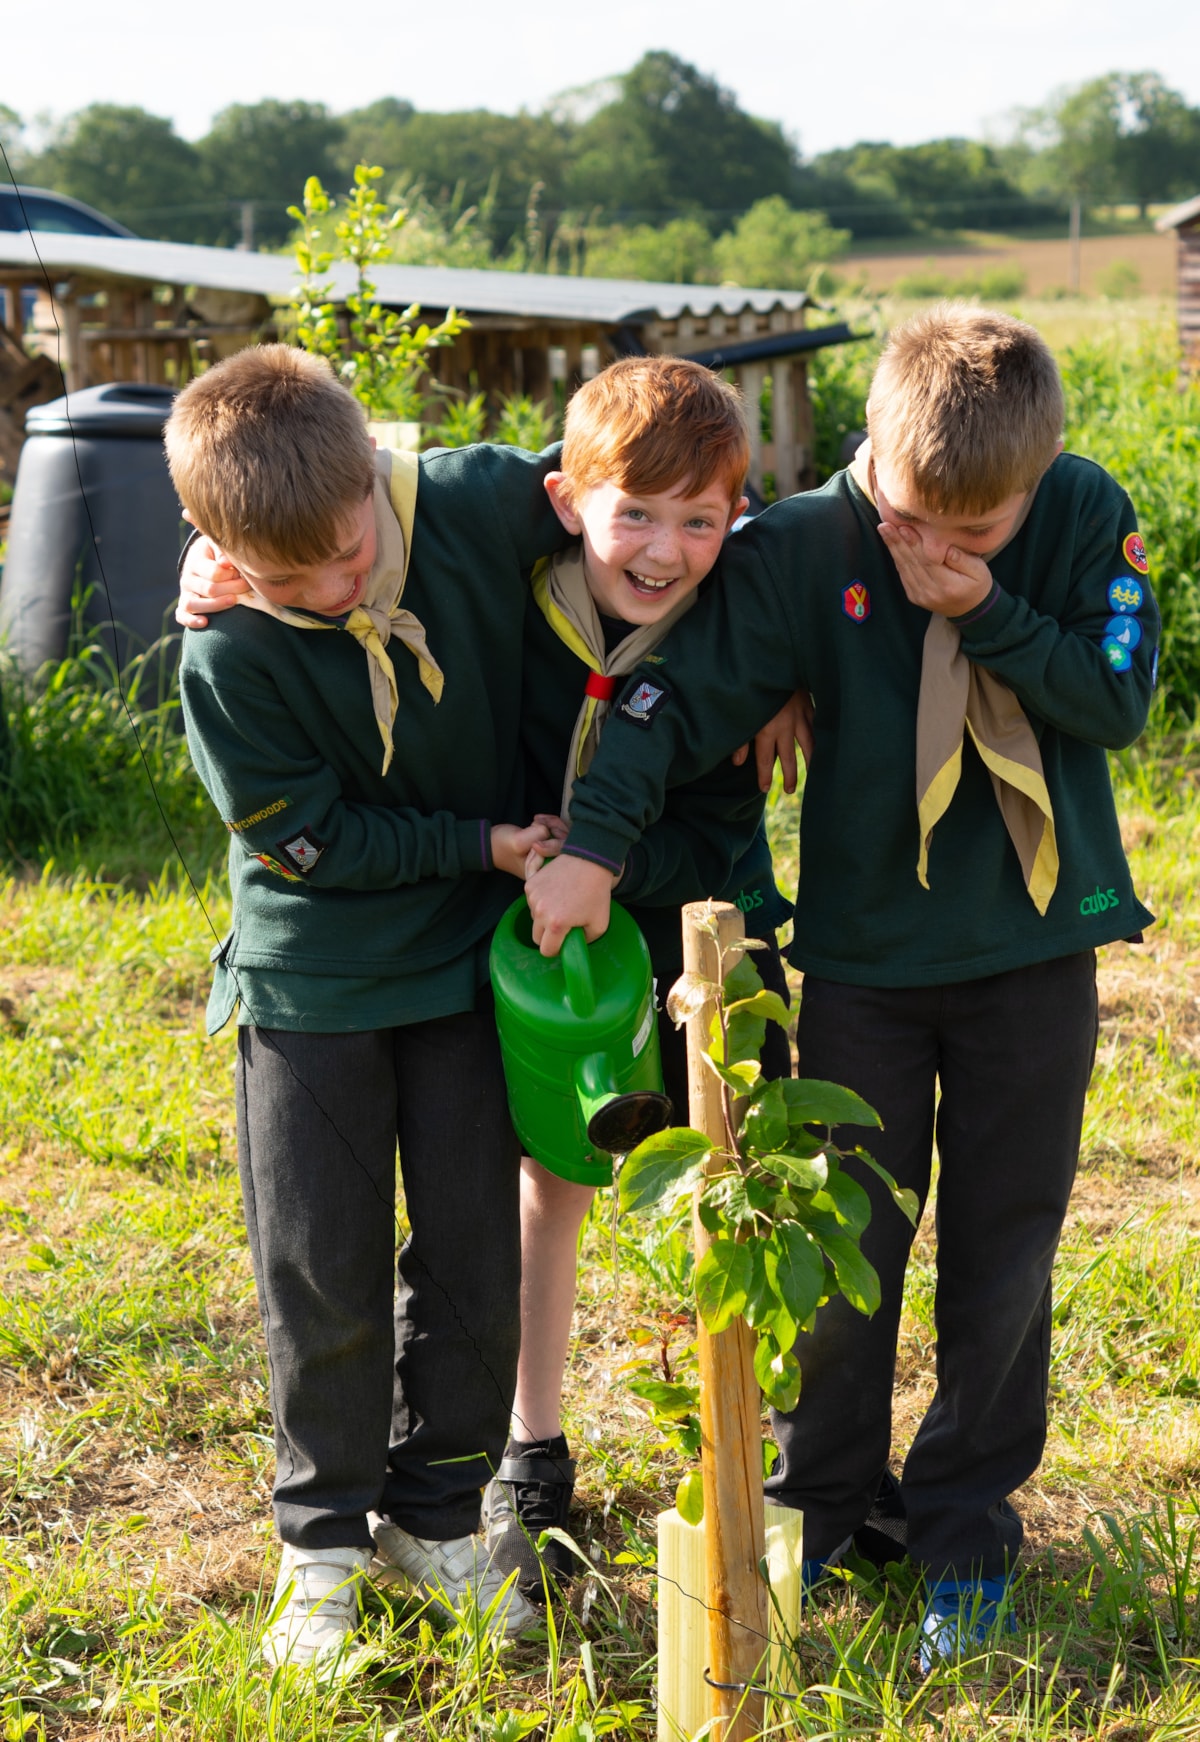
[490,896,674,1186]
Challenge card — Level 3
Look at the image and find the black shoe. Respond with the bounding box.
[853,1467,908,1569]
[482,1440,577,1603]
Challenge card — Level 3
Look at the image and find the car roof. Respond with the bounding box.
[0,185,136,238]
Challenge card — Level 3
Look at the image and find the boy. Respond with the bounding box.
[166,344,568,1667]
[524,306,1158,1664]
[178,355,801,1608]
[481,357,795,1600]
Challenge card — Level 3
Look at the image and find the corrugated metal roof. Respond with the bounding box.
[0,231,811,323]
[1156,194,1200,233]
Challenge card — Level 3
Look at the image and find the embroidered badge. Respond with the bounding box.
[1102,637,1133,672]
[620,679,669,725]
[278,830,326,874]
[227,796,291,834]
[254,852,304,884]
[1107,576,1144,615]
[1104,614,1143,652]
[1123,532,1149,575]
[1079,885,1119,916]
[842,581,871,622]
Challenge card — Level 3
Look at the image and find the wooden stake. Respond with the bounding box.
[684,900,769,1742]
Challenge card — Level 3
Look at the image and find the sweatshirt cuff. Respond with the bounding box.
[562,833,627,878]
[952,584,1020,644]
[612,842,647,898]
[464,819,492,873]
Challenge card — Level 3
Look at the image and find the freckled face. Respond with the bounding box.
[224,493,377,617]
[547,476,748,626]
[872,461,1031,564]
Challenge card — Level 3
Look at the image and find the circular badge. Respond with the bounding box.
[1123,531,1149,575]
[1107,576,1144,615]
[1102,637,1133,672]
[1104,614,1143,651]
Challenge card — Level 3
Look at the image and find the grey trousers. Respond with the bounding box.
[765,951,1099,1580]
[235,1005,521,1551]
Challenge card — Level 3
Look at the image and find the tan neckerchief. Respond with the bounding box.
[850,440,1058,913]
[238,448,443,774]
[531,545,697,818]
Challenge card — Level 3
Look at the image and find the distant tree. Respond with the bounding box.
[197,100,345,246]
[0,105,24,180]
[808,138,1050,233]
[580,216,716,282]
[713,197,849,289]
[24,105,203,239]
[1012,72,1200,213]
[336,103,569,249]
[565,52,801,225]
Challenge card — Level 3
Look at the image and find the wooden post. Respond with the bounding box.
[688,899,769,1740]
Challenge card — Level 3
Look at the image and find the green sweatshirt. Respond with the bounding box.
[562,453,1157,988]
[520,581,792,977]
[179,441,565,1033]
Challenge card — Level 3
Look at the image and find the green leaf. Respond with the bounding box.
[814,1167,872,1237]
[764,1222,825,1325]
[724,999,766,1065]
[780,1078,882,1131]
[626,1378,698,1419]
[676,1468,704,1525]
[703,1054,763,1094]
[725,990,791,1033]
[723,953,765,1000]
[618,1128,712,1216]
[665,971,716,1028]
[694,1239,752,1333]
[819,1229,882,1316]
[744,1239,797,1346]
[740,1079,789,1153]
[854,1146,920,1226]
[753,1334,802,1413]
[755,1150,828,1194]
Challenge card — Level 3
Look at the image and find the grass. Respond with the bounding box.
[2,304,1200,1736]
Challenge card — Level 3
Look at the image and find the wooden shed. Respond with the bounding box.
[1156,194,1200,371]
[0,232,862,498]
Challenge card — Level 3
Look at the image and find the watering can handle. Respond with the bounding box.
[561,927,597,1017]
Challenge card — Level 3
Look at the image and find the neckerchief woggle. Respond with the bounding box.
[238,447,443,774]
[531,545,696,818]
[850,440,1059,914]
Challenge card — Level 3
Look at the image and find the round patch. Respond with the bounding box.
[1102,637,1133,672]
[1107,576,1144,615]
[1104,614,1143,651]
[1123,531,1149,575]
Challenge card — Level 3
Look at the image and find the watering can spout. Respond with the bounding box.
[574,1050,674,1157]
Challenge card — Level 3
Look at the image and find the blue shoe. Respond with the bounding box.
[919,1576,1016,1672]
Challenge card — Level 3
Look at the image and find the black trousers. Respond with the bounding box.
[764,952,1098,1579]
[235,1001,521,1551]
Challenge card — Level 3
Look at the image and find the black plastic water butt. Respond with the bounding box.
[0,382,182,674]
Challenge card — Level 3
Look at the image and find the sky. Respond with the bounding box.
[5,0,1199,155]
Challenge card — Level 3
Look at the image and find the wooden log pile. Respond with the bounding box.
[0,321,62,484]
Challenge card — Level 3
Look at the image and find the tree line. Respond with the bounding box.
[1,55,1197,283]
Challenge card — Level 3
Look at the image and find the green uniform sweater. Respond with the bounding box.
[520,582,792,977]
[562,453,1157,987]
[180,441,565,1033]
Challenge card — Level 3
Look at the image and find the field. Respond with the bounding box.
[839,229,1176,299]
[2,312,1200,1739]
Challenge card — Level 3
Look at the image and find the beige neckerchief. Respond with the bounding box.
[850,439,1058,913]
[238,448,443,774]
[531,545,697,818]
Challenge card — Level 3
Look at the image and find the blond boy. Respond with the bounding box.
[525,307,1158,1666]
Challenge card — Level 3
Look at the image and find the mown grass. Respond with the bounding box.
[2,311,1199,1737]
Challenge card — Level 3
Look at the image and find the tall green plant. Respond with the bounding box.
[617,925,916,1519]
[289,164,468,420]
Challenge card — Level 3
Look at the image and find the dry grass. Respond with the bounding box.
[840,230,1177,298]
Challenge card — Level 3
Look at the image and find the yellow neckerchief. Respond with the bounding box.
[531,544,697,817]
[238,448,442,774]
[850,440,1058,914]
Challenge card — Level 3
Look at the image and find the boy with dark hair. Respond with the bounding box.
[167,344,566,1666]
[524,305,1158,1665]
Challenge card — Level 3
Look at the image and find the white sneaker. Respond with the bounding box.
[261,1544,372,1668]
[368,1515,538,1637]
